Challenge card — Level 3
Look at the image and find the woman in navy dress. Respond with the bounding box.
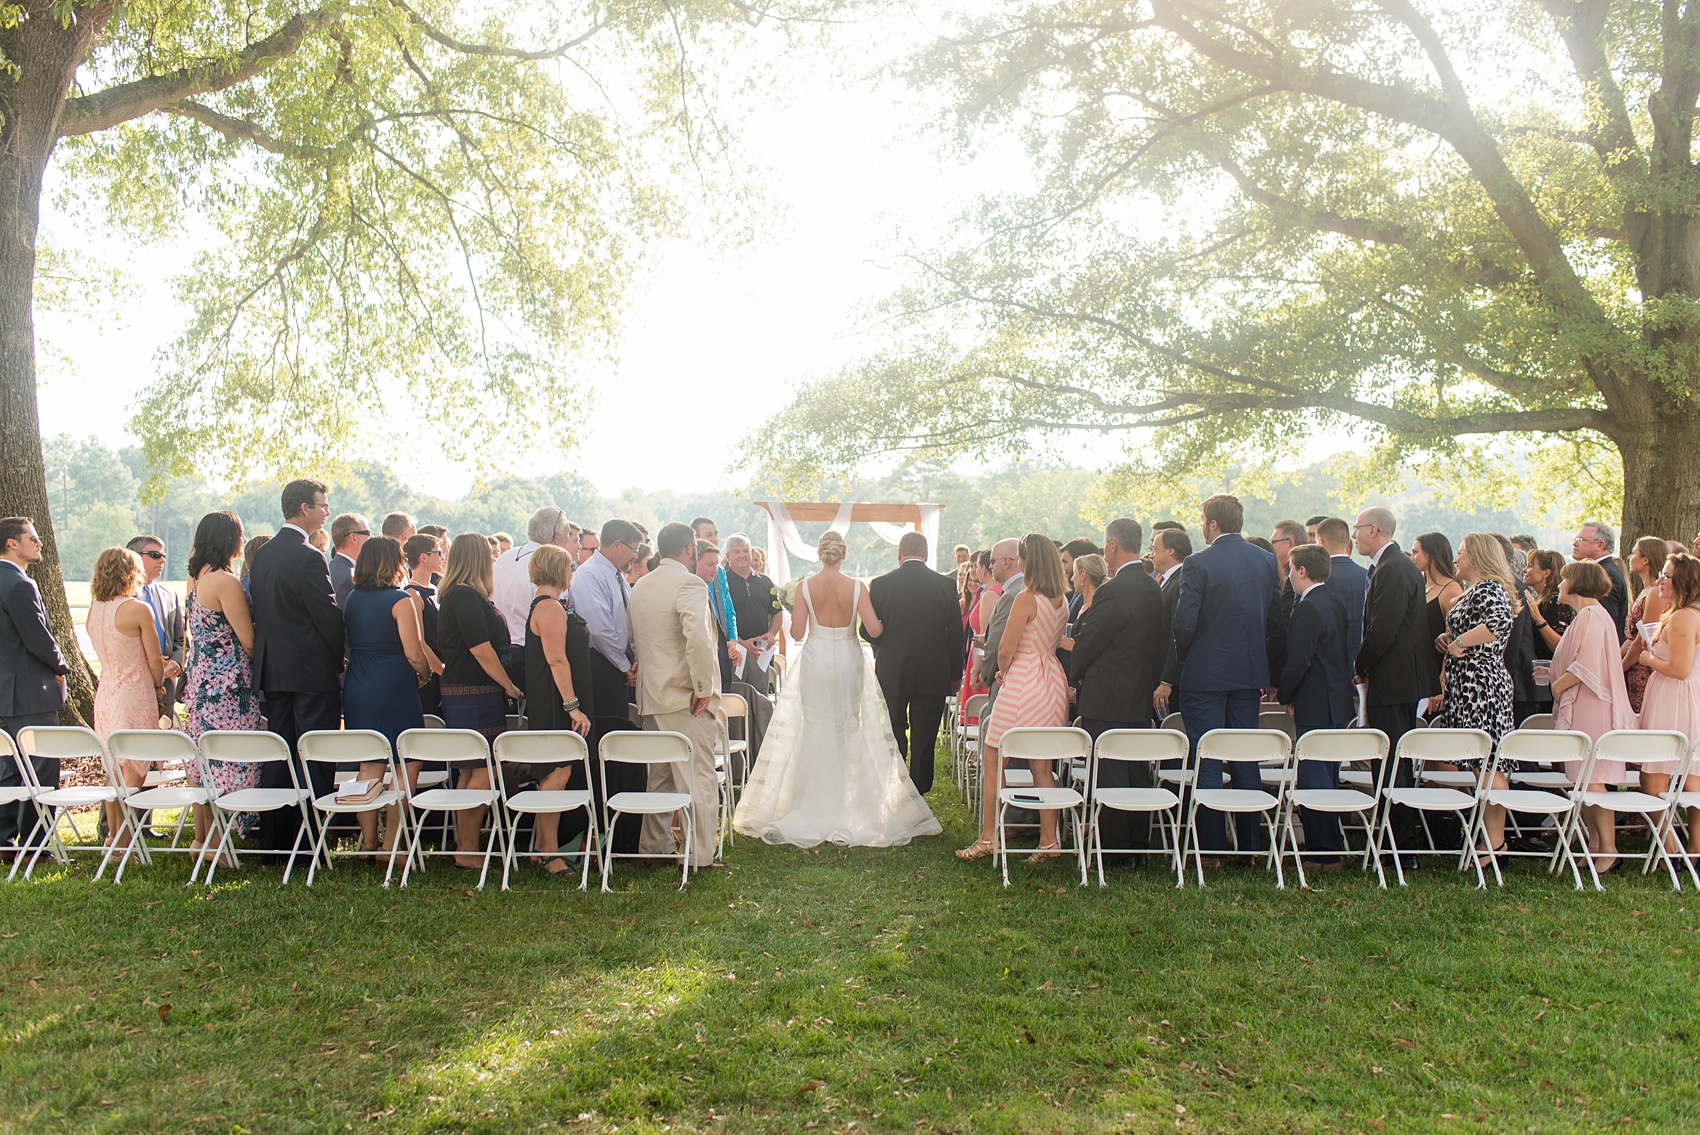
[343,537,430,855]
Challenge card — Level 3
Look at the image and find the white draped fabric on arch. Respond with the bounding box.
[755,501,944,588]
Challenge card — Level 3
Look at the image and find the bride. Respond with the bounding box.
[733,530,942,847]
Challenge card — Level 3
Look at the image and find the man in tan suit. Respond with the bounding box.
[628,521,721,868]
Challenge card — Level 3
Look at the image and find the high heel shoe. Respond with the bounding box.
[1473,840,1506,868]
[1030,842,1063,864]
[955,837,995,861]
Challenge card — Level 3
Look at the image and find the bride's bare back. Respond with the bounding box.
[799,565,883,636]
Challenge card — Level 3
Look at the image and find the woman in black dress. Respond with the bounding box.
[1411,532,1465,718]
[403,534,446,714]
[523,545,596,875]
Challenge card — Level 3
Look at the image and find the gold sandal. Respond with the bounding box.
[955,837,995,861]
[1030,842,1063,864]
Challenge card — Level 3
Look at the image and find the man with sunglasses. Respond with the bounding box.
[126,534,184,716]
[327,513,371,609]
[0,517,70,860]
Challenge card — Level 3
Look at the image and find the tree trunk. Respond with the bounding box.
[1617,410,1700,547]
[0,6,114,727]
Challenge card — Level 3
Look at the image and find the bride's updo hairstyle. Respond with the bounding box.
[817,530,847,566]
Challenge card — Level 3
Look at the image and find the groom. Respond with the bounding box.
[865,532,962,795]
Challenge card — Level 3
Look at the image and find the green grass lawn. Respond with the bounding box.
[3,786,1697,1135]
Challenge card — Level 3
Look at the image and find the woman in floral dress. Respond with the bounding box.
[183,512,264,851]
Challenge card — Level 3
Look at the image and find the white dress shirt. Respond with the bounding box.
[570,550,633,672]
[492,541,542,645]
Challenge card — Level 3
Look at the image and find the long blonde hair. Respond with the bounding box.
[1018,532,1068,600]
[1460,532,1521,616]
[441,532,495,599]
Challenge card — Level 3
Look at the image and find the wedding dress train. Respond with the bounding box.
[732,577,941,848]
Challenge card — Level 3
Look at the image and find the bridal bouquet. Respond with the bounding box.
[777,575,807,613]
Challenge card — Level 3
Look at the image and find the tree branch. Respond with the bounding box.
[169,100,333,159]
[58,7,338,137]
[388,0,604,61]
[1218,157,1412,244]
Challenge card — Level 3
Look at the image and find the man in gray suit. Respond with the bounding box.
[0,517,70,856]
[327,512,370,608]
[977,538,1025,714]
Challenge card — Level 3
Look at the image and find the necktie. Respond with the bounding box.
[144,584,169,654]
[618,570,635,664]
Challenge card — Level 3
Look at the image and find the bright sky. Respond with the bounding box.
[32,13,1038,498]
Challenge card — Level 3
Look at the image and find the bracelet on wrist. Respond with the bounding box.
[562,698,580,712]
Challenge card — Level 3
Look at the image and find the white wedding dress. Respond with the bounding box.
[733,576,942,848]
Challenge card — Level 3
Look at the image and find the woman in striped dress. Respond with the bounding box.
[957,533,1070,861]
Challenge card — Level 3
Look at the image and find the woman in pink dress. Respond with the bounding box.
[957,534,1069,862]
[961,551,1000,713]
[86,547,167,854]
[1620,536,1670,712]
[1541,561,1635,864]
[1627,551,1700,859]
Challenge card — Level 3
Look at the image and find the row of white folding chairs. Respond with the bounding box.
[2,725,708,892]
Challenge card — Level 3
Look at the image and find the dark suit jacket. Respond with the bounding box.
[865,559,964,699]
[1158,566,1182,688]
[1356,543,1438,706]
[329,552,356,610]
[1069,563,1167,724]
[1266,575,1295,679]
[250,527,346,693]
[1169,533,1282,692]
[1277,585,1355,733]
[1597,556,1628,643]
[1326,554,1368,660]
[0,561,69,717]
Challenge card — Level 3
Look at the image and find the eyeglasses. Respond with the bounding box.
[351,530,371,537]
[140,550,166,560]
[1272,536,1295,546]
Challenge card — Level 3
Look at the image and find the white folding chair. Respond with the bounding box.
[11,726,131,881]
[298,730,411,886]
[1277,729,1386,888]
[1656,746,1700,891]
[1466,729,1590,888]
[599,731,696,891]
[1558,730,1692,891]
[105,730,220,884]
[0,731,37,878]
[493,730,598,890]
[1088,729,1186,888]
[957,693,988,804]
[396,728,503,888]
[1155,712,1194,794]
[1372,728,1493,887]
[1183,729,1290,887]
[994,727,1090,887]
[196,730,313,884]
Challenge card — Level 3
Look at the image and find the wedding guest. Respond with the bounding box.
[418,525,448,585]
[1150,526,1190,714]
[492,507,579,647]
[962,550,1000,711]
[1355,506,1437,855]
[1315,518,1366,658]
[1432,533,1519,859]
[307,527,331,559]
[1542,560,1635,866]
[184,511,262,856]
[750,546,768,575]
[239,534,269,596]
[1068,520,1166,860]
[724,534,782,696]
[523,545,595,874]
[1510,535,1538,555]
[629,522,721,869]
[0,517,70,856]
[1495,532,1544,725]
[1410,532,1464,716]
[1276,545,1355,866]
[438,532,522,867]
[957,559,981,650]
[691,516,719,545]
[328,513,370,608]
[1267,519,1306,674]
[248,478,344,861]
[342,537,429,856]
[1627,552,1700,853]
[958,533,1071,861]
[1621,535,1671,713]
[1247,535,1275,554]
[696,540,740,692]
[126,534,184,714]
[572,518,646,854]
[976,538,1024,718]
[381,512,416,541]
[624,544,652,586]
[1525,549,1571,656]
[403,534,446,714]
[1060,537,1101,616]
[954,544,972,569]
[88,547,167,849]
[493,532,513,555]
[866,531,964,794]
[576,528,599,565]
[486,535,500,559]
[1573,521,1628,640]
[1305,516,1329,544]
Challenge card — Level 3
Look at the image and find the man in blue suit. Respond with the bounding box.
[1316,517,1367,659]
[0,517,70,858]
[1167,493,1282,859]
[1276,545,1356,866]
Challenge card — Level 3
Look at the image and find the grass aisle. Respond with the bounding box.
[2,788,1697,1134]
